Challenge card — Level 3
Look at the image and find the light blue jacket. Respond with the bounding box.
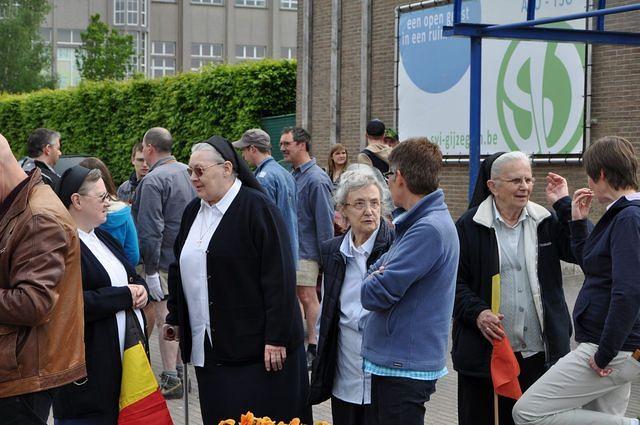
[100,203,140,267]
[361,189,459,371]
[255,157,298,266]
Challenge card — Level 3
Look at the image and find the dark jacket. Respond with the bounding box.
[20,158,61,191]
[570,197,640,368]
[53,228,148,423]
[0,169,85,398]
[453,196,577,377]
[166,185,304,365]
[309,219,394,405]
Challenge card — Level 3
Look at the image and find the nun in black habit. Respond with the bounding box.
[164,136,311,425]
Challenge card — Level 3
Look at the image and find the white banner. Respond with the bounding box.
[397,0,587,155]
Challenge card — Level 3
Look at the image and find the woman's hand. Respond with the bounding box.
[264,344,287,372]
[572,188,594,220]
[546,172,569,206]
[128,284,148,309]
[476,309,505,342]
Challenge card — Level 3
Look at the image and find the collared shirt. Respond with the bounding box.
[254,157,299,266]
[292,158,334,263]
[363,359,448,381]
[180,178,242,367]
[606,192,640,210]
[493,201,544,357]
[78,229,144,359]
[332,227,379,404]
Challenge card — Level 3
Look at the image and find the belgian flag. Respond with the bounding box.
[118,310,174,425]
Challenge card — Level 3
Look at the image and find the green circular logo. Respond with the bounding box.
[496,29,585,154]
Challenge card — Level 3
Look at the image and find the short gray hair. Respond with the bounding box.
[191,143,237,177]
[491,151,531,179]
[77,169,102,195]
[334,164,392,214]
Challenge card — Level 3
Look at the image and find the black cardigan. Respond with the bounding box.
[53,228,148,423]
[309,219,394,405]
[166,185,304,365]
[452,197,577,378]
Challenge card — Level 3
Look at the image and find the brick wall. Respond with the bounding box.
[297,0,640,220]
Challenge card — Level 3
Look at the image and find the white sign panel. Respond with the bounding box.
[398,0,587,155]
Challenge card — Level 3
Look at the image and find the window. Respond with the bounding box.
[192,0,223,4]
[140,32,147,74]
[126,31,140,73]
[235,44,265,60]
[141,0,146,26]
[151,41,176,78]
[57,47,81,88]
[40,28,52,44]
[57,29,82,45]
[235,0,265,7]
[280,0,297,10]
[114,0,125,25]
[281,46,295,59]
[190,43,223,70]
[127,0,138,25]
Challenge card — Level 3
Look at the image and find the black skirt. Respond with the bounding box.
[195,341,312,425]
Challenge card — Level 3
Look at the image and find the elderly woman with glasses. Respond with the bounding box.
[52,166,149,425]
[309,164,394,425]
[453,152,579,425]
[163,136,311,425]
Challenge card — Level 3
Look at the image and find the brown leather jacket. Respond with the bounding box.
[0,169,86,398]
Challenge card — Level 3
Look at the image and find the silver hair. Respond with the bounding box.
[191,142,237,177]
[334,164,392,214]
[77,169,103,195]
[491,151,531,179]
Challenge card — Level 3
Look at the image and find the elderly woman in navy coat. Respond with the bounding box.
[53,166,148,425]
[164,136,310,425]
[309,164,394,425]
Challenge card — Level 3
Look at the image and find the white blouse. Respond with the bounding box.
[180,178,242,367]
[78,229,144,358]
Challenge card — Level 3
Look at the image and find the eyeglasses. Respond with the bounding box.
[344,200,381,211]
[384,169,397,180]
[495,176,536,186]
[187,162,225,177]
[81,192,110,202]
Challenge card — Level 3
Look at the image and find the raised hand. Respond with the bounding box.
[572,188,594,220]
[546,172,569,206]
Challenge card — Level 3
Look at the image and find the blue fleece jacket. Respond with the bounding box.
[100,203,140,267]
[361,189,459,371]
[570,197,640,368]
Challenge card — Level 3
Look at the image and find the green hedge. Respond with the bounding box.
[0,59,296,182]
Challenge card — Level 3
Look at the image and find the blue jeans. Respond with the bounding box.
[370,375,437,425]
[0,390,52,425]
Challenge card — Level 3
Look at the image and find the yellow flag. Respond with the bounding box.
[491,274,501,314]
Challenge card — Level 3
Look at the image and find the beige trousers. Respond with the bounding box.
[513,343,639,425]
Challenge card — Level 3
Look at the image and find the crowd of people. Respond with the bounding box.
[0,117,639,425]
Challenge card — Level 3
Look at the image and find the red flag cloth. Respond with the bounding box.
[119,389,173,425]
[490,332,522,400]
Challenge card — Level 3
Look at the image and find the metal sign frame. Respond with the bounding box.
[442,0,640,200]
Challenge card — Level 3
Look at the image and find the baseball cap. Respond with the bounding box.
[232,129,271,149]
[366,119,385,137]
[384,128,398,140]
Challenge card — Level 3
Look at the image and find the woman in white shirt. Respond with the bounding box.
[52,166,148,425]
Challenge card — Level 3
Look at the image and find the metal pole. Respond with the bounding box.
[485,2,640,32]
[526,0,536,21]
[453,0,462,24]
[597,0,607,31]
[468,36,482,202]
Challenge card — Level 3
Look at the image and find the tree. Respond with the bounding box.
[0,0,55,93]
[76,14,135,81]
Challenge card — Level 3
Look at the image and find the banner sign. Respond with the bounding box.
[397,0,587,155]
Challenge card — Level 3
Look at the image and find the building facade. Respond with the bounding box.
[296,0,640,219]
[42,0,297,87]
